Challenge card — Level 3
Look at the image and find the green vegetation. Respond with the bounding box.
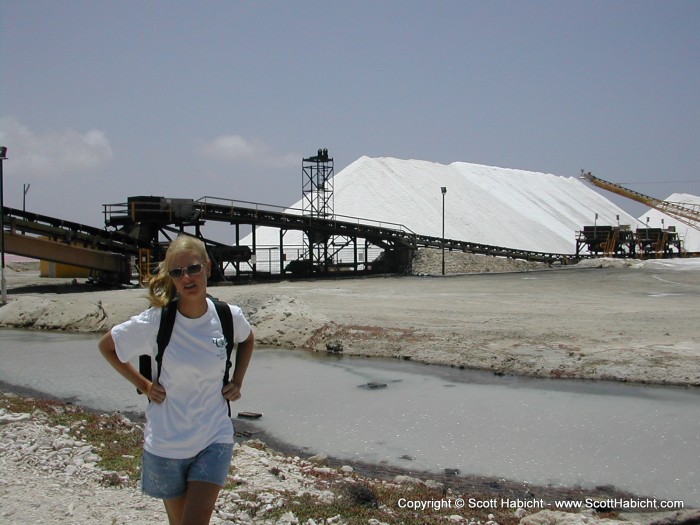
[1,392,541,525]
[1,394,143,482]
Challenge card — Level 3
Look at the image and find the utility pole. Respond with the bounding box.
[1,147,8,303]
[23,183,30,213]
[441,186,447,276]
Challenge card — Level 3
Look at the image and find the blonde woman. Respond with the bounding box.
[99,235,254,525]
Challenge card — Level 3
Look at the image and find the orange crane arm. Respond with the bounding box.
[580,170,700,233]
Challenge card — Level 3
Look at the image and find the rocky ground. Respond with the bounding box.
[3,401,696,525]
[0,401,348,525]
[0,404,345,524]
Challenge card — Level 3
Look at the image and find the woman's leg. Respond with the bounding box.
[162,481,220,525]
[163,496,185,525]
[159,443,232,524]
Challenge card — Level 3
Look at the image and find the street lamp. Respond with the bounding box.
[1,146,8,304]
[441,186,447,276]
[23,183,30,213]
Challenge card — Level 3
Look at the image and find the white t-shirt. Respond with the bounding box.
[112,298,252,459]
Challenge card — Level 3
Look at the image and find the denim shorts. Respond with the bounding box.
[141,442,234,499]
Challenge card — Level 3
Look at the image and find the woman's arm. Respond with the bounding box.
[98,331,166,403]
[222,331,255,402]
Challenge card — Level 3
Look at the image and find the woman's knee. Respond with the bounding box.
[181,481,222,525]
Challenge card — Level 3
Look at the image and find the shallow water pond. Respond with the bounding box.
[0,329,697,506]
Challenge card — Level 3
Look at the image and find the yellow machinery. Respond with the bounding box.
[138,248,151,285]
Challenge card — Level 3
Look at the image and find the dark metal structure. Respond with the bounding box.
[302,149,334,219]
[576,224,683,258]
[636,227,683,258]
[6,193,697,286]
[101,195,581,281]
[0,147,7,302]
[104,196,251,283]
[1,207,136,284]
[575,225,635,257]
[107,195,421,278]
[581,170,700,233]
[301,148,335,274]
[3,191,605,286]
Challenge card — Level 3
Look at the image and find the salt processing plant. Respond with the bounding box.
[1,151,699,286]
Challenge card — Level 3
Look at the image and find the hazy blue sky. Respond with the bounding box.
[2,0,699,226]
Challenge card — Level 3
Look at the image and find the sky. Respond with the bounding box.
[2,0,700,231]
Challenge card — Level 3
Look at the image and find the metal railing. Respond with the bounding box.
[194,196,417,236]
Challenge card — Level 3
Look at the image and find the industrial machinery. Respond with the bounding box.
[580,170,700,232]
[575,224,635,257]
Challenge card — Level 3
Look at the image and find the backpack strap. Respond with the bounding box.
[155,298,179,384]
[138,354,152,394]
[138,297,236,418]
[212,299,235,417]
[137,298,178,395]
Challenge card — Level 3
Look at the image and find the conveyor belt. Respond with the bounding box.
[2,207,138,283]
[3,197,579,286]
[192,198,574,264]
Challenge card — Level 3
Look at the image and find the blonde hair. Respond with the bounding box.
[147,235,209,308]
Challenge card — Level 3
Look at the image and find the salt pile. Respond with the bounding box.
[638,193,700,251]
[246,157,643,254]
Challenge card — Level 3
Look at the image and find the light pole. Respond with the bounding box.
[1,147,8,304]
[23,183,30,213]
[441,186,447,276]
[594,212,598,254]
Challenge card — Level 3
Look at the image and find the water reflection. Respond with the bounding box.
[244,350,699,506]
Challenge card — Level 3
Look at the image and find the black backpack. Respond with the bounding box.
[138,297,236,416]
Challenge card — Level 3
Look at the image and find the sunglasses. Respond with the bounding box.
[168,263,204,279]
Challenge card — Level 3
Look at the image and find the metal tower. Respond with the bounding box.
[302,148,334,272]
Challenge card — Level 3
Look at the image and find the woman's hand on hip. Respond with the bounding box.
[146,382,166,404]
[222,383,242,402]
